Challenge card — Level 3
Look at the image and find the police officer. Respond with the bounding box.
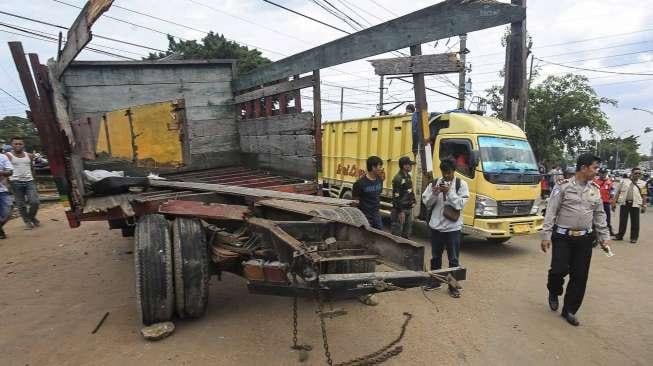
[541,153,611,326]
[390,156,417,238]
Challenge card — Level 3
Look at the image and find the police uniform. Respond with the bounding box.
[542,177,610,316]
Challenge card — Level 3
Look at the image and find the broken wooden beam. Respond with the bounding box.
[234,75,314,104]
[369,53,462,76]
[158,200,250,221]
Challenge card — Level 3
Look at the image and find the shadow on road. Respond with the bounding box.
[461,236,533,259]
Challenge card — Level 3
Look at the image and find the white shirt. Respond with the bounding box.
[0,154,14,193]
[6,152,33,181]
[615,178,647,208]
[421,178,470,232]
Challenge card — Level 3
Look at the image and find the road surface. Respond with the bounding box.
[1,204,651,365]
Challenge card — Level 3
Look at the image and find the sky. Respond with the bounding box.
[1,0,652,153]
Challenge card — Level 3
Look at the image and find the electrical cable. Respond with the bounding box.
[0,87,27,106]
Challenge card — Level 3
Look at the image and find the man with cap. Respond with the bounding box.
[594,168,614,236]
[541,153,611,326]
[391,156,417,238]
[612,167,647,243]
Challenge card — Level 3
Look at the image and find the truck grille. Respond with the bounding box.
[497,200,533,217]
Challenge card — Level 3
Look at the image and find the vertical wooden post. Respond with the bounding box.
[503,0,527,126]
[279,93,288,115]
[293,74,302,112]
[378,75,384,114]
[254,98,262,118]
[457,34,468,109]
[339,87,344,120]
[410,44,428,172]
[245,101,252,119]
[264,96,273,117]
[313,70,322,176]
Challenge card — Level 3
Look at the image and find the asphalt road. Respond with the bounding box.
[1,204,652,365]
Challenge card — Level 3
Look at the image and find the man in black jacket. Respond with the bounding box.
[391,156,416,238]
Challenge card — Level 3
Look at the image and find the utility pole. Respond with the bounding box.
[378,75,384,114]
[457,34,467,109]
[339,87,344,120]
[410,44,430,174]
[503,0,527,126]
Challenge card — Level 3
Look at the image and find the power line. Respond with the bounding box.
[261,0,351,34]
[320,0,366,30]
[338,0,386,23]
[0,10,166,52]
[367,0,398,17]
[0,28,135,60]
[0,87,27,106]
[534,57,653,76]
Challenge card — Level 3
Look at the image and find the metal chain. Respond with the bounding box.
[316,294,413,366]
[291,296,312,353]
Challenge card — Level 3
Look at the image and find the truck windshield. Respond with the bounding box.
[478,136,538,173]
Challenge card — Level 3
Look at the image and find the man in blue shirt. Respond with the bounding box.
[352,156,384,229]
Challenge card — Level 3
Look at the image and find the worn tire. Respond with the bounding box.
[487,237,511,244]
[310,206,370,228]
[341,190,353,200]
[172,218,209,319]
[134,214,174,325]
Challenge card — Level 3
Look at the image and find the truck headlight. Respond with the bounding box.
[475,195,498,217]
[530,199,540,215]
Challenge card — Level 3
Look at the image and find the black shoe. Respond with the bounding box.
[548,294,559,311]
[614,236,623,241]
[32,218,40,227]
[630,239,638,244]
[562,312,580,326]
[0,229,6,239]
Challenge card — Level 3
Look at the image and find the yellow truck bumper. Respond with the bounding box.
[462,216,544,239]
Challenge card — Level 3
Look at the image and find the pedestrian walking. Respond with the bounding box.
[541,154,610,326]
[594,168,614,236]
[646,174,653,206]
[352,156,384,230]
[0,153,14,239]
[5,137,40,229]
[421,157,469,298]
[612,167,647,243]
[390,156,417,238]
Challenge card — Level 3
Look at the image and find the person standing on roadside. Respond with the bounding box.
[0,153,14,239]
[612,167,647,243]
[594,168,615,236]
[352,156,385,230]
[422,157,469,298]
[391,156,417,238]
[5,137,40,229]
[541,154,610,326]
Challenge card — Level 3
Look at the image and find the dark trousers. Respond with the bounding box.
[617,204,640,241]
[429,229,461,270]
[10,180,39,224]
[602,202,613,235]
[365,212,383,230]
[547,233,593,314]
[390,208,413,238]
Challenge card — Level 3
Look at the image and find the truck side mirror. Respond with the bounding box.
[470,150,480,169]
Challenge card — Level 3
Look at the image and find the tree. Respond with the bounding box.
[594,136,641,169]
[146,33,271,74]
[486,74,616,164]
[0,116,42,151]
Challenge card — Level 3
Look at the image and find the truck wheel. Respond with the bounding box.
[310,206,370,228]
[134,214,174,325]
[341,190,352,200]
[487,237,511,244]
[172,218,209,319]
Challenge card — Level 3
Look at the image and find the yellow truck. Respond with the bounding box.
[321,111,544,243]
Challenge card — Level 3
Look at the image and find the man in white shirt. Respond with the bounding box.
[6,137,40,229]
[612,167,647,243]
[422,158,470,297]
[0,153,14,239]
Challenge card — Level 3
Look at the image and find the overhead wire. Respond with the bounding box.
[0,87,27,106]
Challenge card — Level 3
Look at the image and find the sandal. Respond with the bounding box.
[448,287,461,298]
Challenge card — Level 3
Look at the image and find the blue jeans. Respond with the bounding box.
[0,192,12,226]
[10,180,39,223]
[366,212,383,230]
[430,229,461,270]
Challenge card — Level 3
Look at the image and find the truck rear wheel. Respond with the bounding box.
[172,218,209,319]
[134,214,175,325]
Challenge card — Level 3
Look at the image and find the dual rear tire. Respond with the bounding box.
[134,214,209,325]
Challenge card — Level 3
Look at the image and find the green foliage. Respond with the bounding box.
[485,74,616,164]
[146,33,271,74]
[0,116,41,151]
[593,136,641,169]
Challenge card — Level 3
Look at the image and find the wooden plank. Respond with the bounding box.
[63,65,232,86]
[53,0,114,79]
[368,53,462,75]
[233,75,314,103]
[313,69,321,177]
[189,151,242,170]
[189,135,239,154]
[237,112,314,136]
[233,0,525,91]
[150,177,346,205]
[189,119,238,139]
